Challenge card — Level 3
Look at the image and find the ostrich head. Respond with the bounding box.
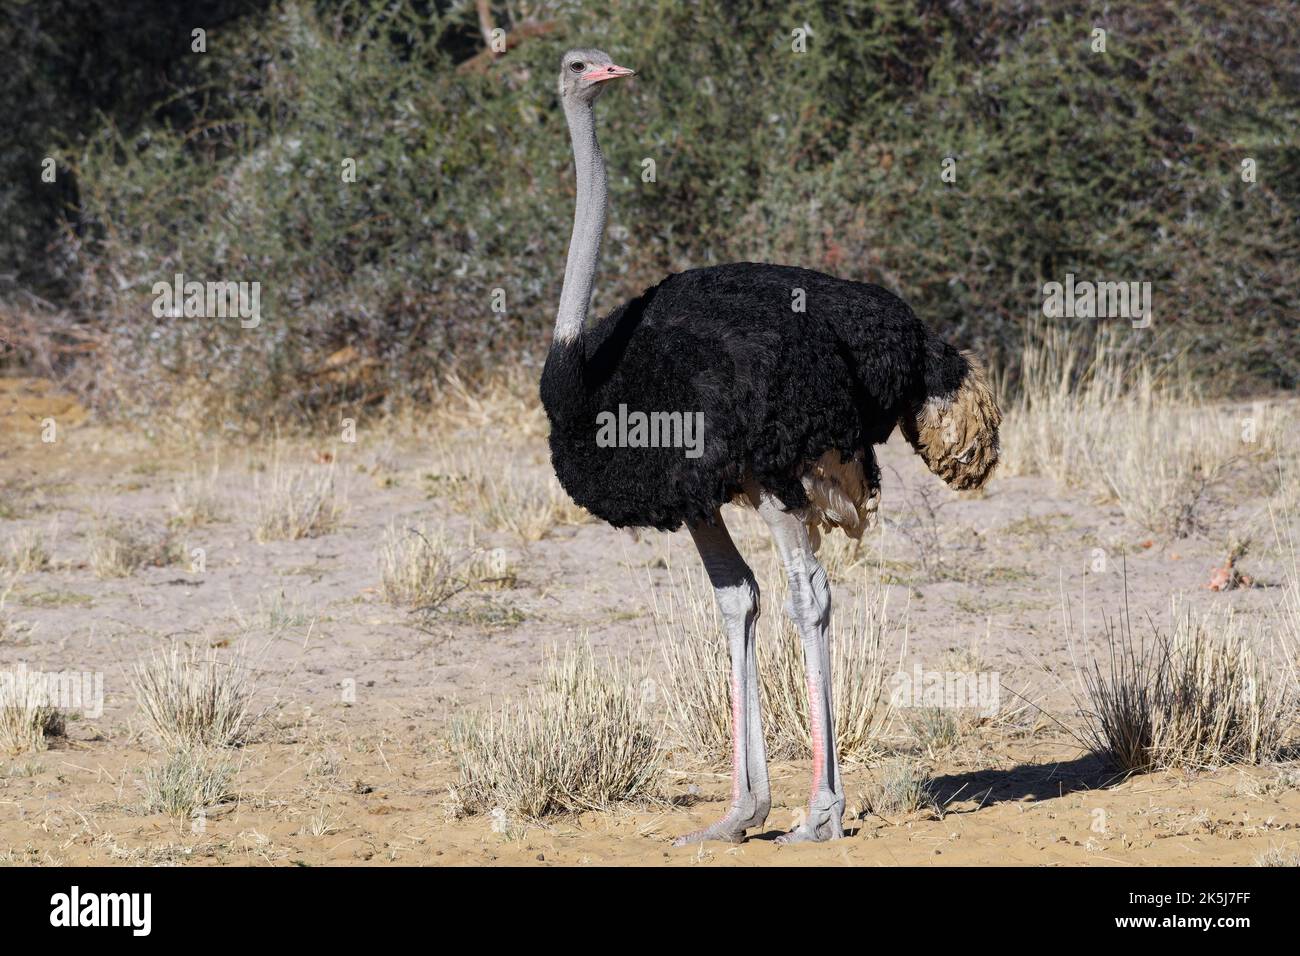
[901,351,1002,491]
[558,48,635,103]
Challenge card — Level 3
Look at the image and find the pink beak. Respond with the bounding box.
[583,63,636,83]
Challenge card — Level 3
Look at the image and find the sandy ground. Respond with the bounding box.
[1,375,1298,866]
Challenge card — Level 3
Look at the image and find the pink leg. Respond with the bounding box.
[753,489,844,843]
[673,513,770,846]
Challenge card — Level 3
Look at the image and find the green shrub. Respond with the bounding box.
[6,1,1296,420]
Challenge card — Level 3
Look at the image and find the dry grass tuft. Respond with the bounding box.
[254,460,341,542]
[1280,514,1300,667]
[1254,846,1300,867]
[656,552,895,765]
[473,469,589,543]
[428,441,588,543]
[858,755,939,817]
[2,527,50,574]
[142,747,236,818]
[1073,601,1292,773]
[0,666,66,754]
[903,707,961,754]
[88,518,182,578]
[131,644,257,749]
[449,644,661,819]
[169,468,225,528]
[378,523,514,612]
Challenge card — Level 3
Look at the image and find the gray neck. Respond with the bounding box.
[554,97,607,346]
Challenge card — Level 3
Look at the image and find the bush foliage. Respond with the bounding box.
[4,0,1297,423]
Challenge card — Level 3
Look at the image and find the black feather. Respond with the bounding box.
[540,262,967,531]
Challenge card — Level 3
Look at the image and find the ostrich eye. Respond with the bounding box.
[569,61,585,73]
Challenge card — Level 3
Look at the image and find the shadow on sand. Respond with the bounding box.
[927,752,1122,811]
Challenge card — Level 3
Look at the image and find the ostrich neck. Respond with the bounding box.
[554,97,608,346]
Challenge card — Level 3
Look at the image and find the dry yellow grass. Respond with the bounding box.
[253,459,342,542]
[430,368,549,441]
[1073,601,1293,773]
[449,644,661,819]
[169,466,225,528]
[130,644,257,749]
[88,518,182,578]
[1000,323,1283,536]
[1,526,50,574]
[378,522,514,611]
[428,440,588,543]
[0,666,66,754]
[654,546,896,765]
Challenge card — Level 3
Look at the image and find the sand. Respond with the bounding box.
[1,377,1297,866]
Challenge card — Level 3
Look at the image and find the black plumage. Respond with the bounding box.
[540,261,973,531]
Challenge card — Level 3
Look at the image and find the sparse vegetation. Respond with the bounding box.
[457,453,589,543]
[142,747,236,819]
[379,523,510,609]
[88,518,182,578]
[450,645,661,819]
[1001,323,1256,536]
[1072,602,1293,773]
[858,756,940,818]
[1254,846,1300,867]
[657,557,894,765]
[253,460,341,543]
[169,469,224,528]
[903,708,961,754]
[1,527,50,574]
[378,523,517,630]
[257,591,314,635]
[380,522,458,608]
[1236,766,1300,799]
[130,644,257,749]
[0,666,66,754]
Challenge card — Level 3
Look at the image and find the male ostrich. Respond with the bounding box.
[540,49,1001,844]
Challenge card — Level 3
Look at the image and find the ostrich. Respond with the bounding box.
[540,49,1001,845]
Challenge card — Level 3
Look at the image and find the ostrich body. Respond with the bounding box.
[541,49,1001,845]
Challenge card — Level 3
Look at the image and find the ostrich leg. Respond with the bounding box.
[673,512,770,846]
[753,489,844,843]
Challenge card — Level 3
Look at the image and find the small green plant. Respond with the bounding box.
[859,756,940,817]
[903,707,961,754]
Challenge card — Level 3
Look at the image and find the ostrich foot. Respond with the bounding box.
[776,792,844,845]
[672,802,769,847]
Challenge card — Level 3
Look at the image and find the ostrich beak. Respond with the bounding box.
[585,64,636,83]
